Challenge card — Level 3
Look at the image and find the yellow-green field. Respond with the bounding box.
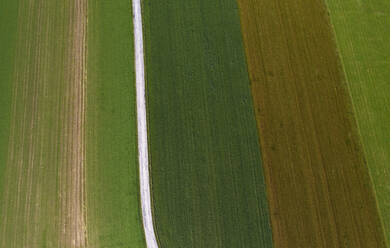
[326,0,390,244]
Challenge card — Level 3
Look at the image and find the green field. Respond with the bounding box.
[325,0,390,244]
[86,0,146,246]
[0,0,18,205]
[143,0,273,247]
[0,0,146,247]
[0,1,85,246]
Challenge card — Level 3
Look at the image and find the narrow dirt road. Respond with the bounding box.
[133,0,159,247]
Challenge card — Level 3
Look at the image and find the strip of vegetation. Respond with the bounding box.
[86,0,146,247]
[325,0,390,244]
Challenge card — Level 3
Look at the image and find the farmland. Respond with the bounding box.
[325,0,390,244]
[0,0,146,247]
[85,0,146,247]
[142,0,273,247]
[1,0,389,247]
[0,0,18,203]
[0,0,88,246]
[237,0,387,247]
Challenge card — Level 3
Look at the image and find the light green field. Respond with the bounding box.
[143,0,273,247]
[85,0,146,247]
[325,0,390,244]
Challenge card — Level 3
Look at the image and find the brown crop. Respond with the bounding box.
[237,0,387,247]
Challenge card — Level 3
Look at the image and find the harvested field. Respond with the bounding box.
[143,0,273,247]
[236,0,387,247]
[325,0,390,244]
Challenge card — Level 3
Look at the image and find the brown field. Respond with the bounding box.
[236,0,386,247]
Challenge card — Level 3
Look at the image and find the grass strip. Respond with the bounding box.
[86,0,146,246]
[325,0,390,244]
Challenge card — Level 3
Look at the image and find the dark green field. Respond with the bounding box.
[143,0,273,247]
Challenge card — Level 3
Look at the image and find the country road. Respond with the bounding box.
[132,0,159,247]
